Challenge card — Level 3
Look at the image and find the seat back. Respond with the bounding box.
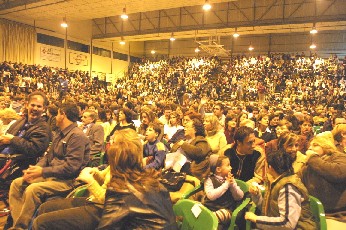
[235,179,249,193]
[173,199,218,230]
[309,195,327,230]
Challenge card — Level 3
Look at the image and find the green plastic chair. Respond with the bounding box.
[228,179,251,230]
[309,195,327,230]
[173,199,218,230]
[181,179,251,230]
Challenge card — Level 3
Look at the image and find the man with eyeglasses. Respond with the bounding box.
[223,126,264,184]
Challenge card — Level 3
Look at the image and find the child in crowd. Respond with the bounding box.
[245,149,316,229]
[203,155,244,227]
[143,122,168,170]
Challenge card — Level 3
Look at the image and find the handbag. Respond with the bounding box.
[160,169,186,192]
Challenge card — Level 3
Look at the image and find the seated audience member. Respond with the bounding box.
[159,104,173,125]
[239,119,255,129]
[166,111,202,148]
[80,109,104,155]
[143,122,168,170]
[204,114,227,155]
[332,124,346,153]
[138,108,164,141]
[107,108,136,142]
[300,135,346,221]
[213,103,226,128]
[224,115,237,144]
[96,109,111,142]
[170,118,212,180]
[97,129,177,229]
[45,104,59,137]
[163,111,183,141]
[298,115,314,153]
[7,102,90,229]
[0,91,50,158]
[268,113,280,137]
[0,108,20,134]
[245,149,316,229]
[254,113,276,143]
[265,120,292,154]
[224,126,264,184]
[277,132,307,174]
[204,155,244,227]
[236,112,248,128]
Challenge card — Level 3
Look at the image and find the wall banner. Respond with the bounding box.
[69,52,88,66]
[40,46,61,62]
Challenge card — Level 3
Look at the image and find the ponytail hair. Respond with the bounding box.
[266,149,294,175]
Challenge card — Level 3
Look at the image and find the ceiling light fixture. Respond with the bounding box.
[121,7,128,20]
[151,50,156,54]
[310,23,317,34]
[248,44,254,51]
[195,47,200,53]
[170,33,175,41]
[310,43,317,49]
[203,0,212,11]
[119,37,125,45]
[233,28,240,38]
[61,17,68,28]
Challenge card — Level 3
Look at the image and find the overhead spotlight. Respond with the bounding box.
[203,0,212,11]
[310,43,317,49]
[195,47,200,53]
[170,33,175,41]
[233,28,240,38]
[310,23,317,34]
[119,37,125,45]
[121,7,128,20]
[151,50,156,54]
[248,45,254,51]
[61,17,68,28]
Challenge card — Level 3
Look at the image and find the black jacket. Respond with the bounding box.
[97,184,178,230]
[224,146,261,182]
[1,116,51,158]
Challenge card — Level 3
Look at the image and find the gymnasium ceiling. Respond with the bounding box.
[1,0,346,42]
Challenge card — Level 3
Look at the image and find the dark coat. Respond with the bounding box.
[179,136,212,180]
[1,116,51,158]
[97,185,178,230]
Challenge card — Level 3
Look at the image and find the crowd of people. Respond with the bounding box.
[0,53,345,229]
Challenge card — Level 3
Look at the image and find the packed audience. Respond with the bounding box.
[0,53,346,229]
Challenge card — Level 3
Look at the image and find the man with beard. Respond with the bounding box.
[0,91,51,218]
[5,102,90,229]
[0,91,51,160]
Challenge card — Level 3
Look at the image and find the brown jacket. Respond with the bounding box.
[301,151,346,213]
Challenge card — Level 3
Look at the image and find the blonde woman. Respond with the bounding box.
[33,129,177,229]
[203,114,227,155]
[332,124,346,153]
[0,108,20,134]
[300,135,346,221]
[99,129,177,229]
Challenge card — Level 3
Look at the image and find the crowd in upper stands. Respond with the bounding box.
[0,53,346,229]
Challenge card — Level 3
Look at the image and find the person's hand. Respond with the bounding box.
[23,165,43,183]
[76,167,97,184]
[0,134,14,145]
[245,212,257,223]
[249,184,260,196]
[177,140,185,147]
[226,172,235,185]
[306,150,319,159]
